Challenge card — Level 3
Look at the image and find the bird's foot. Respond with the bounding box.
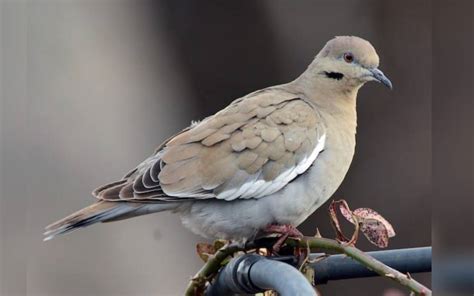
[294,245,310,267]
[263,224,304,254]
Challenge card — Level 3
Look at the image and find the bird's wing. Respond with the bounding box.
[93,88,326,202]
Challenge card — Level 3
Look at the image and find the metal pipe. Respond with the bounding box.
[206,254,316,296]
[310,246,431,284]
[206,247,431,295]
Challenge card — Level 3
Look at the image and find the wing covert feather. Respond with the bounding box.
[94,89,326,202]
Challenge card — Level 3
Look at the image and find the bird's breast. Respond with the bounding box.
[267,123,357,225]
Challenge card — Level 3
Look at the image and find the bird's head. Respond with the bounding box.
[311,36,392,92]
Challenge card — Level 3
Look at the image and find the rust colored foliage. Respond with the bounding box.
[329,199,396,248]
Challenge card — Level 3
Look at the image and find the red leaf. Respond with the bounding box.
[328,200,396,248]
[359,218,389,248]
[196,243,215,262]
[353,208,396,238]
[339,201,356,224]
[329,200,351,242]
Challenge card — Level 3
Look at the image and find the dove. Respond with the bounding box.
[44,36,392,243]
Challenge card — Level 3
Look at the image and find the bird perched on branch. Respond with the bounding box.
[44,36,392,244]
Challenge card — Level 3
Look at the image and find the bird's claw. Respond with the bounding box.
[262,224,304,255]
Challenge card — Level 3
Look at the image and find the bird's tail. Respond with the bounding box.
[43,201,176,241]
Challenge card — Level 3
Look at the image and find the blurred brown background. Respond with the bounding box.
[432,1,473,294]
[1,0,433,295]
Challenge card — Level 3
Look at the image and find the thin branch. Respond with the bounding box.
[185,237,431,296]
[184,243,244,296]
[287,238,431,295]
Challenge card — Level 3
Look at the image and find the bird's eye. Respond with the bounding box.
[343,52,354,63]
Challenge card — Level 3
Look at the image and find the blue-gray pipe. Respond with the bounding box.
[206,254,316,296]
[310,246,431,284]
[206,247,431,295]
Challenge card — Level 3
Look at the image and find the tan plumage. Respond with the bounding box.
[45,36,392,241]
[91,91,324,202]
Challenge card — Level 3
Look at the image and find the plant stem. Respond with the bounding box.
[184,243,243,296]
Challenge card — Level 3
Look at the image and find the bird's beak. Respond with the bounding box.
[369,68,393,89]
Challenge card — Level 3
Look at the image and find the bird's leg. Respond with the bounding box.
[263,224,304,254]
[294,244,310,267]
[272,233,289,254]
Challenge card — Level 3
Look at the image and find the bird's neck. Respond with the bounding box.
[290,70,359,132]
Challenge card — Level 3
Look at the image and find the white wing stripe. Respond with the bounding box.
[217,133,326,200]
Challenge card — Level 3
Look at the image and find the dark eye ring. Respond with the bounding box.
[343,52,354,63]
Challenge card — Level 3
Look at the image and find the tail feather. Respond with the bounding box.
[44,201,141,241]
[44,200,180,241]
